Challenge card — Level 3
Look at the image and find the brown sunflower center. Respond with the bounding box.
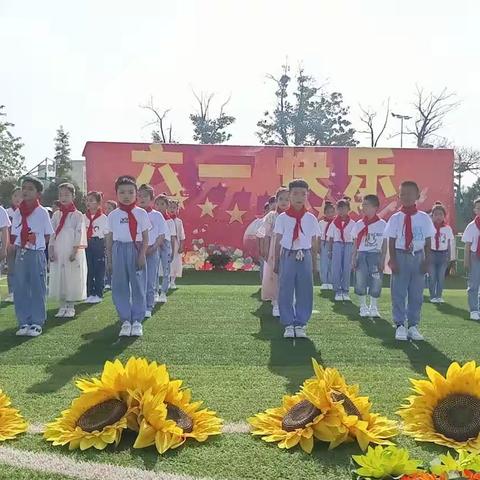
[282,399,321,432]
[432,393,480,442]
[76,399,127,433]
[331,392,362,418]
[166,404,194,433]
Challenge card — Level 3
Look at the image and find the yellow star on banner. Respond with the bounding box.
[226,203,247,224]
[198,198,217,217]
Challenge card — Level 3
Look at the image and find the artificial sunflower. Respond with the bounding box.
[397,361,480,451]
[352,445,423,479]
[303,359,398,450]
[44,390,132,450]
[0,389,28,441]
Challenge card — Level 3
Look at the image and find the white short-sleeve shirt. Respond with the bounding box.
[85,213,109,239]
[174,218,186,241]
[385,210,435,251]
[166,218,176,240]
[11,206,54,250]
[326,219,356,243]
[107,207,151,242]
[432,224,455,252]
[462,221,480,252]
[353,218,386,252]
[148,210,169,246]
[6,207,16,223]
[274,211,321,250]
[0,206,11,229]
[318,219,334,242]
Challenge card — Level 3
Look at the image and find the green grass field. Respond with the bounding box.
[0,271,478,480]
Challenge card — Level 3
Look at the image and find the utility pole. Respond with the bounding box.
[391,112,411,148]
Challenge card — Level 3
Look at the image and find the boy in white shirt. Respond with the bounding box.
[352,194,387,318]
[274,179,320,339]
[462,197,480,320]
[138,184,168,318]
[0,206,10,263]
[5,187,22,302]
[10,177,54,337]
[385,181,435,341]
[106,176,151,338]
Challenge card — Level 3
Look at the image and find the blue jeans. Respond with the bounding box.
[13,249,47,327]
[318,240,332,284]
[467,253,480,312]
[354,251,382,298]
[278,249,313,327]
[86,237,105,298]
[391,250,424,327]
[112,241,146,324]
[7,248,15,294]
[146,248,160,311]
[332,242,353,294]
[158,240,172,294]
[428,250,449,299]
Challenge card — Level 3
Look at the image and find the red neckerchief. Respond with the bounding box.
[144,206,153,213]
[400,205,418,250]
[169,213,177,220]
[86,208,103,240]
[433,220,447,250]
[475,216,480,258]
[119,202,138,242]
[323,216,334,240]
[356,215,380,248]
[161,211,171,221]
[55,203,77,237]
[333,214,351,242]
[19,199,40,247]
[285,206,307,242]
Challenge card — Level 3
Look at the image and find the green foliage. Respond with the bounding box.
[53,125,72,179]
[257,65,358,146]
[0,105,25,177]
[0,178,19,208]
[456,178,480,231]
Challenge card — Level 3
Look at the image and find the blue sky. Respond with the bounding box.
[1,0,478,170]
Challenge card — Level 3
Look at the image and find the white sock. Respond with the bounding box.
[359,296,367,307]
[370,297,378,307]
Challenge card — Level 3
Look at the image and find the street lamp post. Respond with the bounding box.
[391,113,412,148]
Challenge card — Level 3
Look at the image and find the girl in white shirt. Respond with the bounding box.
[168,200,186,289]
[318,201,335,290]
[5,187,22,302]
[429,202,455,304]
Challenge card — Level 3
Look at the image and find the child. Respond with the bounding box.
[258,187,290,317]
[49,183,87,318]
[5,187,22,302]
[138,184,168,317]
[352,194,387,318]
[85,191,108,304]
[318,201,335,290]
[155,193,176,303]
[103,200,117,290]
[429,202,455,304]
[11,177,54,337]
[167,199,186,289]
[0,206,10,264]
[327,197,355,301]
[274,179,320,339]
[106,176,151,337]
[385,181,435,341]
[462,197,480,321]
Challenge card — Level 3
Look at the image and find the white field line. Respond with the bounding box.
[0,445,211,480]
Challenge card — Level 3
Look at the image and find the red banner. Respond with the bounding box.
[83,142,454,270]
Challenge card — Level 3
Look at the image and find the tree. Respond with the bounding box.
[256,65,358,146]
[42,179,86,212]
[358,99,390,147]
[54,125,72,179]
[141,97,176,143]
[0,105,24,178]
[190,91,235,144]
[0,178,18,208]
[454,147,480,200]
[407,87,460,147]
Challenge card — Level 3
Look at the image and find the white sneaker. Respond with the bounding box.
[145,310,152,319]
[328,284,334,290]
[169,282,178,290]
[470,311,480,321]
[16,325,30,336]
[430,298,439,303]
[360,305,370,318]
[283,326,295,338]
[320,283,329,290]
[84,296,94,304]
[55,308,67,318]
[64,308,75,318]
[395,325,408,341]
[272,304,280,317]
[159,293,167,304]
[369,306,381,318]
[437,298,445,304]
[90,296,102,304]
[131,322,143,337]
[27,325,42,337]
[119,321,132,337]
[408,326,424,341]
[342,294,351,301]
[104,284,111,291]
[294,326,308,338]
[335,293,343,301]
[5,293,14,303]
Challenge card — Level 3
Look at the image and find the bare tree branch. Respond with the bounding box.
[140,96,174,143]
[358,98,390,147]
